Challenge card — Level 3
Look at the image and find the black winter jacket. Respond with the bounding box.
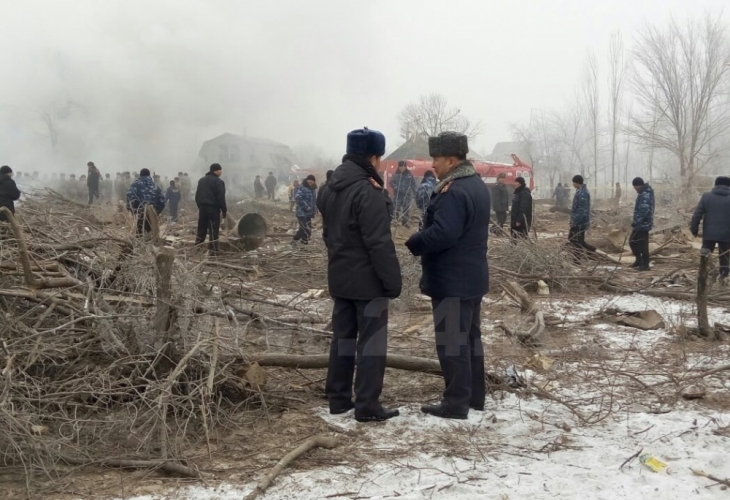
[0,173,21,218]
[195,172,227,216]
[492,182,510,212]
[405,167,490,300]
[691,185,730,242]
[511,185,533,228]
[317,155,402,300]
[265,175,277,190]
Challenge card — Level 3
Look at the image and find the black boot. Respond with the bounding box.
[630,260,640,268]
[470,403,485,411]
[355,406,400,423]
[421,403,468,420]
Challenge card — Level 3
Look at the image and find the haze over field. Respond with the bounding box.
[0,0,728,180]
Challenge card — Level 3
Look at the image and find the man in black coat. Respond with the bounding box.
[492,173,509,229]
[510,176,532,239]
[265,172,277,200]
[195,163,227,256]
[317,128,402,423]
[0,165,21,222]
[166,180,182,223]
[87,161,101,205]
[691,176,730,282]
[405,131,490,419]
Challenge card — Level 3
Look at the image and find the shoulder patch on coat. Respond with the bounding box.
[441,181,453,193]
[368,178,382,189]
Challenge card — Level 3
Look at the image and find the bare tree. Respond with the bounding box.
[608,32,628,196]
[630,16,730,190]
[398,93,483,141]
[582,51,601,191]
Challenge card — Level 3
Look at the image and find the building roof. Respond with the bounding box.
[198,133,298,173]
[484,141,533,164]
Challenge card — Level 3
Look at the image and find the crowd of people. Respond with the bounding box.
[2,129,729,423]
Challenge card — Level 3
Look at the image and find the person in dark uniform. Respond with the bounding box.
[568,174,597,260]
[389,161,417,226]
[87,161,101,205]
[265,172,278,200]
[691,176,730,284]
[0,165,21,222]
[510,176,532,239]
[405,131,490,420]
[166,180,182,223]
[629,177,655,271]
[317,128,402,423]
[195,163,227,256]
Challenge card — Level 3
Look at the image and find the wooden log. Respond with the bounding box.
[696,248,716,339]
[248,353,442,375]
[153,247,176,339]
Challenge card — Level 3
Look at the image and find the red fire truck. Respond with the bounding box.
[381,154,534,193]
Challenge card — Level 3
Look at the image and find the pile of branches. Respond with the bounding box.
[0,193,273,484]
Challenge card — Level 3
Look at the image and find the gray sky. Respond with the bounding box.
[0,0,728,171]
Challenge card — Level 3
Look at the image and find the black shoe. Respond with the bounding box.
[637,265,650,272]
[470,403,485,411]
[629,260,640,268]
[421,404,468,420]
[354,407,400,422]
[329,401,354,415]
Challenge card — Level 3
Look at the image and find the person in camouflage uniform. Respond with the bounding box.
[292,175,317,245]
[630,177,655,272]
[568,175,596,260]
[126,168,165,236]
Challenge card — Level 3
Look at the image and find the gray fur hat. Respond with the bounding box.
[428,131,469,158]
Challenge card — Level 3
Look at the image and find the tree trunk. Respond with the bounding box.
[697,248,715,338]
[154,248,176,339]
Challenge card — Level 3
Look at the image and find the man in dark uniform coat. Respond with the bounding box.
[405,132,491,419]
[317,128,402,423]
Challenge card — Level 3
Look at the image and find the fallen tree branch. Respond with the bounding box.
[243,436,338,500]
[247,353,442,375]
[60,455,201,478]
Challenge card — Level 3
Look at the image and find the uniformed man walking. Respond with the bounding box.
[317,128,402,422]
[405,132,490,419]
[195,163,227,256]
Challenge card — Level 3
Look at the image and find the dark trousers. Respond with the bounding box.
[169,202,179,222]
[496,211,507,228]
[431,297,485,414]
[629,230,650,266]
[326,298,389,415]
[510,223,529,240]
[293,216,312,244]
[195,206,221,253]
[703,240,730,278]
[568,227,596,258]
[88,187,99,205]
[267,188,275,200]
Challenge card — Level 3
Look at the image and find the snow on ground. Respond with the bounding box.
[109,393,729,500]
[103,293,730,500]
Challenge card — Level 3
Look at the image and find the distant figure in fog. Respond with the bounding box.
[166,180,181,223]
[254,175,265,199]
[265,171,278,200]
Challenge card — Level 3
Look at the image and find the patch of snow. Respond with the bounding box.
[108,394,730,500]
